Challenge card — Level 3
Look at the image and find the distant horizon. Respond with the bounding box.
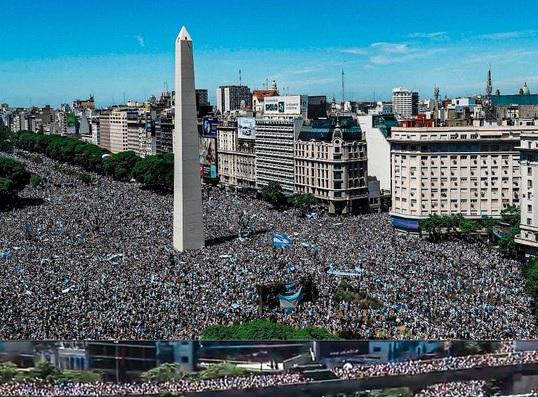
[1,0,537,108]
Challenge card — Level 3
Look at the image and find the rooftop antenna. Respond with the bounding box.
[239,69,242,86]
[373,89,376,102]
[266,78,269,89]
[341,68,345,103]
[123,92,126,105]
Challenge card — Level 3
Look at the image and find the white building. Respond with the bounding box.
[358,114,399,193]
[389,126,530,230]
[392,87,418,119]
[255,95,307,193]
[108,108,130,153]
[516,132,538,252]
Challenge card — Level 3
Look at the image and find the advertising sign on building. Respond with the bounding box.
[237,117,256,140]
[264,96,307,116]
[199,136,217,179]
[202,116,218,137]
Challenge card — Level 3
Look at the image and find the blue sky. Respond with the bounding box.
[1,0,537,107]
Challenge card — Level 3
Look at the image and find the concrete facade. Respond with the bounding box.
[516,133,538,251]
[389,126,527,222]
[255,117,303,193]
[358,114,399,193]
[294,117,368,214]
[173,26,204,251]
[217,120,256,190]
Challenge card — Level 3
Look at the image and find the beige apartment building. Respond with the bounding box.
[516,132,538,252]
[98,111,111,151]
[294,116,368,214]
[217,119,256,190]
[109,109,129,153]
[388,126,531,230]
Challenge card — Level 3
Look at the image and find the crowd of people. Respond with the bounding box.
[0,372,309,396]
[412,380,487,397]
[333,351,538,379]
[0,151,536,339]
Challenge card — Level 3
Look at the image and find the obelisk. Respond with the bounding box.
[173,26,204,251]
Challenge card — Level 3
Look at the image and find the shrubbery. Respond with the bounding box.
[0,361,101,385]
[0,155,31,197]
[3,131,176,192]
[132,153,174,192]
[202,319,339,340]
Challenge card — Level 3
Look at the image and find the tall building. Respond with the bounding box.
[195,89,209,108]
[173,26,204,251]
[516,132,538,253]
[217,117,256,190]
[109,108,131,153]
[155,109,174,154]
[389,126,526,231]
[358,114,399,193]
[255,95,307,193]
[392,87,419,119]
[127,111,155,157]
[294,116,368,214]
[98,111,111,150]
[216,85,252,113]
[307,96,328,119]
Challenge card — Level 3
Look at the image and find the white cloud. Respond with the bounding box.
[135,35,145,47]
[478,30,537,40]
[408,31,447,39]
[339,47,369,55]
[370,42,409,53]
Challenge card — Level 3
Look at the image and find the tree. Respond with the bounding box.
[0,361,18,383]
[30,361,62,382]
[103,151,140,181]
[261,181,286,208]
[0,156,31,197]
[132,153,174,192]
[198,362,249,380]
[57,370,101,383]
[524,257,538,298]
[290,193,318,215]
[458,218,479,235]
[498,224,520,258]
[202,319,339,340]
[501,205,520,226]
[141,363,187,382]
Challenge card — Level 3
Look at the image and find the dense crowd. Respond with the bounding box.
[333,351,538,379]
[0,372,309,396]
[412,380,487,397]
[0,151,536,339]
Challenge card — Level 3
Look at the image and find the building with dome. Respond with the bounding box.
[294,115,369,214]
[492,82,538,121]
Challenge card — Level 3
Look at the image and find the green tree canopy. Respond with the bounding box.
[290,193,318,213]
[132,153,174,192]
[261,181,286,208]
[202,319,339,340]
[0,361,18,383]
[103,150,140,181]
[0,156,31,196]
[198,362,249,380]
[140,363,187,382]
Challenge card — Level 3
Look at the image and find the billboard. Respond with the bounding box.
[264,95,307,116]
[237,117,255,140]
[199,136,217,179]
[202,116,218,137]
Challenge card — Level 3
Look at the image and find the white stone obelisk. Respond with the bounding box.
[173,26,204,251]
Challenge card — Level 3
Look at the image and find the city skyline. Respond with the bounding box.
[1,0,538,107]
